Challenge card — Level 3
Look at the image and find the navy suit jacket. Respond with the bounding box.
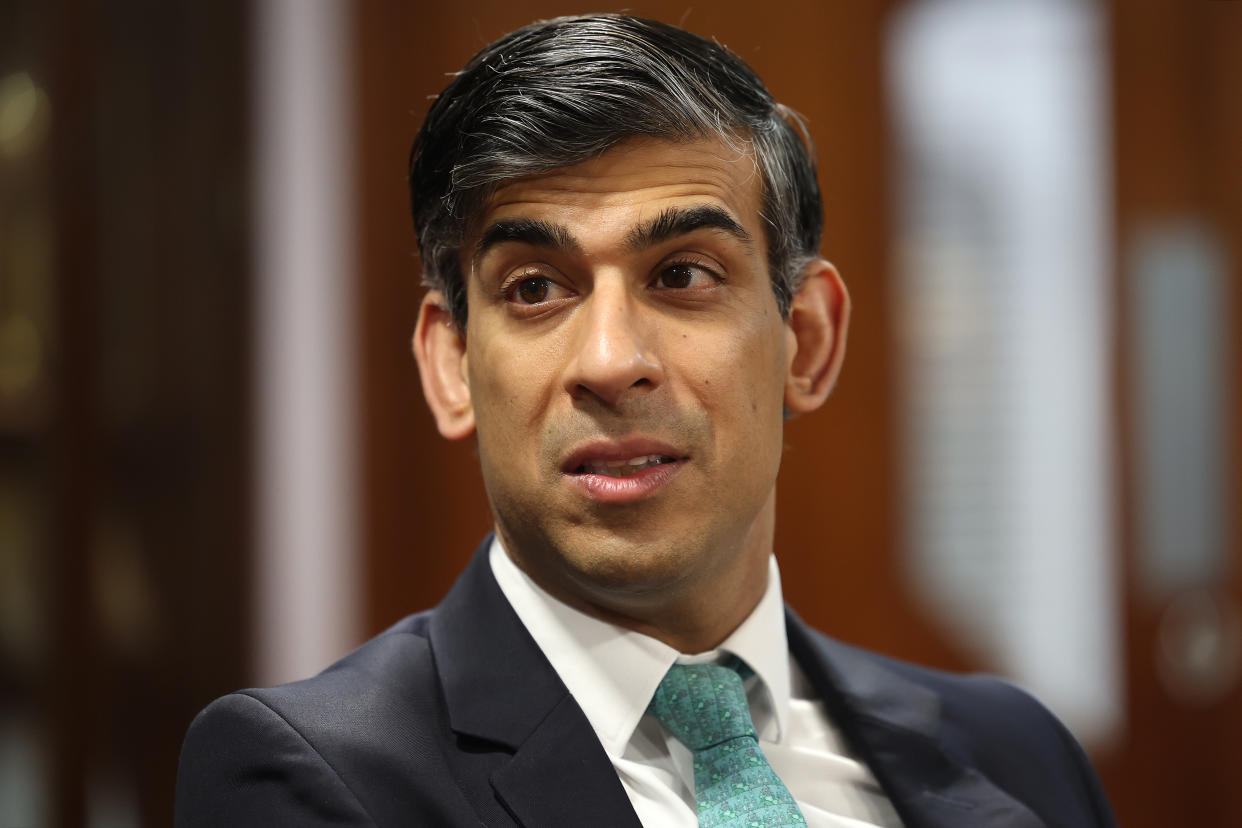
[176,539,1117,827]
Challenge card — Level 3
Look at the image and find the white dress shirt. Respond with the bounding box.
[489,538,903,828]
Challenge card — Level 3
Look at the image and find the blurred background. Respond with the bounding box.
[1,0,1238,825]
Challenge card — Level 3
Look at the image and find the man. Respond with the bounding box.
[176,15,1116,828]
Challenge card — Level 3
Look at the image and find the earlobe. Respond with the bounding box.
[413,291,476,440]
[784,260,850,415]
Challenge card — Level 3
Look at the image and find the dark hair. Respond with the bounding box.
[408,14,823,327]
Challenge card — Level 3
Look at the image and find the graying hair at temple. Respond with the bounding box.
[407,13,824,328]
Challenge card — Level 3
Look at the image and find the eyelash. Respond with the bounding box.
[497,267,555,300]
[496,255,725,306]
[657,256,724,286]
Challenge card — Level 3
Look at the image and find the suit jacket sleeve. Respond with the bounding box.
[175,692,375,827]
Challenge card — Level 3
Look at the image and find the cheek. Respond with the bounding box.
[467,331,563,455]
[689,320,787,451]
[467,338,522,442]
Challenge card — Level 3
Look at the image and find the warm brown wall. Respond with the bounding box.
[8,2,254,824]
[1102,1,1242,826]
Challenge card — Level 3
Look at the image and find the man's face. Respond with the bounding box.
[455,138,798,625]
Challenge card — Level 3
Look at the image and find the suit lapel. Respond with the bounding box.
[489,694,643,828]
[430,541,1042,828]
[786,609,1047,828]
[429,539,642,828]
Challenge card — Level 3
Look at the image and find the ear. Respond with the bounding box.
[412,291,475,439]
[784,260,850,415]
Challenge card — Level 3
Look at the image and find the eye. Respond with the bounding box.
[501,271,573,307]
[516,276,551,304]
[653,260,720,290]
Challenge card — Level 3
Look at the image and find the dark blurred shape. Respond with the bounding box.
[1,1,252,825]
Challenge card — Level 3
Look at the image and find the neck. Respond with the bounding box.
[614,560,770,654]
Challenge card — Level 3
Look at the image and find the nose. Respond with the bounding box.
[564,283,663,407]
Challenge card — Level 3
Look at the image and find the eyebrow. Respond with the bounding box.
[624,205,754,252]
[473,218,582,269]
[471,204,753,270]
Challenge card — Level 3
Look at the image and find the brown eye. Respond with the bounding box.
[516,277,550,304]
[659,264,695,289]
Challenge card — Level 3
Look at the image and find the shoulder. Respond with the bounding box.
[889,653,1085,765]
[820,635,1083,763]
[792,622,1116,827]
[794,619,1062,737]
[847,641,1062,735]
[231,611,438,730]
[175,611,466,827]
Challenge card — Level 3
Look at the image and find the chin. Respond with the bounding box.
[556,529,710,598]
[494,497,753,608]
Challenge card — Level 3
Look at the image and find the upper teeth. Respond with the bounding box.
[581,455,669,476]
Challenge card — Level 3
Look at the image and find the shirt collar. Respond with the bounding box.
[488,536,792,755]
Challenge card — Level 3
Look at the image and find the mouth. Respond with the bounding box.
[573,454,677,477]
[562,440,687,503]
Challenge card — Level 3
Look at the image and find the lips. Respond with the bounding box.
[576,454,675,477]
[562,439,686,503]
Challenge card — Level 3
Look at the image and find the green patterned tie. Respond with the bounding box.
[647,660,807,827]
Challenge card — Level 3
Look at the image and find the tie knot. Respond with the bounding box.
[646,661,756,750]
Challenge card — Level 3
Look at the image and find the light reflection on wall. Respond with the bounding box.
[887,0,1121,746]
[1129,219,1238,706]
[252,0,362,687]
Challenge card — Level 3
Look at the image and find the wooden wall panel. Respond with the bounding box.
[1100,2,1242,826]
[9,2,255,824]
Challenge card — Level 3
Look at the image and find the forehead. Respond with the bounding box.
[470,137,765,242]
